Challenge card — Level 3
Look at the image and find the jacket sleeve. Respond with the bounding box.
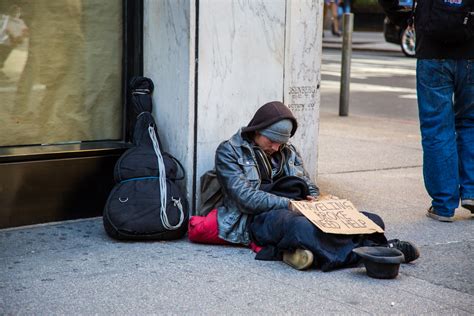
[288,145,320,197]
[215,142,290,215]
[378,0,411,27]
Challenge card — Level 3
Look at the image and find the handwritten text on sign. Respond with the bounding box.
[290,199,384,235]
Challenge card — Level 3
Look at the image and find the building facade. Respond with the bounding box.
[0,0,322,228]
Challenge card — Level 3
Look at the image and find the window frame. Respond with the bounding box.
[0,0,143,162]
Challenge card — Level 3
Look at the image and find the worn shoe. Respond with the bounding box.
[331,22,341,37]
[387,239,420,263]
[461,199,474,215]
[426,206,454,222]
[283,249,314,270]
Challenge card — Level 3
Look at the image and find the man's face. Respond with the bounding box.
[254,132,283,155]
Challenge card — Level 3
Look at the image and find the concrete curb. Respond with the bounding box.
[322,42,402,54]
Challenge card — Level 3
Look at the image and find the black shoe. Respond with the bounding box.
[461,199,474,215]
[331,29,341,37]
[387,239,420,263]
[331,23,341,37]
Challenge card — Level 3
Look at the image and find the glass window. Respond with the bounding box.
[0,0,123,147]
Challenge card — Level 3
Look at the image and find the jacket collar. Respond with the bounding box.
[229,128,253,150]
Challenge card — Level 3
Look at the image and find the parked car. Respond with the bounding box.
[382,0,416,57]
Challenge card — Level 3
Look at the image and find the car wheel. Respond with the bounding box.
[400,26,416,57]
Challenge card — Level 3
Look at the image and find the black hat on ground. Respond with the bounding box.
[352,246,404,279]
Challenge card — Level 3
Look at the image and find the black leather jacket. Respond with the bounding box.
[215,128,319,245]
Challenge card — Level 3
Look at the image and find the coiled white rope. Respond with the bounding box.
[148,125,184,230]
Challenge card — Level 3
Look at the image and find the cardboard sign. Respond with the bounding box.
[290,199,384,235]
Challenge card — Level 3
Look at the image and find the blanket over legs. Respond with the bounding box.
[250,209,387,271]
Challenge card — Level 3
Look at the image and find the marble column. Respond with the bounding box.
[144,0,196,203]
[144,0,322,212]
[283,0,323,181]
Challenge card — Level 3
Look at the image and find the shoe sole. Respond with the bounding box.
[461,201,474,215]
[283,249,314,270]
[402,241,420,263]
[426,211,454,222]
[387,240,420,263]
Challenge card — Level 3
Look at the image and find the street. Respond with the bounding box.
[321,48,418,121]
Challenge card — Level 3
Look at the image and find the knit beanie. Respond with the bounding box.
[258,119,293,144]
[241,101,298,137]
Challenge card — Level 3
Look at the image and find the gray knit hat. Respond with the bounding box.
[259,119,293,144]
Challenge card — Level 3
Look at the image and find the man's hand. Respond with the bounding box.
[288,196,316,212]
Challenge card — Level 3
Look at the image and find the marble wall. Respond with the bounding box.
[196,0,286,194]
[144,0,323,211]
[283,0,323,181]
[144,0,195,200]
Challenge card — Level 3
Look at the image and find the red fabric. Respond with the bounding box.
[188,209,229,245]
[188,209,262,253]
[249,242,263,253]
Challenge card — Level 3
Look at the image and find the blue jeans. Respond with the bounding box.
[417,59,474,216]
[338,0,351,15]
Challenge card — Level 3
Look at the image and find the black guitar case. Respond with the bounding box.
[103,77,189,240]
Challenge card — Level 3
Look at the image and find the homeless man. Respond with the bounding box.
[189,101,419,271]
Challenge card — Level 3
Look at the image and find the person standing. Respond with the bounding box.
[378,0,474,221]
[324,0,342,36]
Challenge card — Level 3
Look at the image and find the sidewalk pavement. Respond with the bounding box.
[323,30,402,54]
[1,115,473,313]
[0,46,474,315]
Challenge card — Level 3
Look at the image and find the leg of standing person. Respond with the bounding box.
[417,59,459,221]
[454,59,474,215]
[330,1,341,36]
[337,0,350,34]
[343,0,351,13]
